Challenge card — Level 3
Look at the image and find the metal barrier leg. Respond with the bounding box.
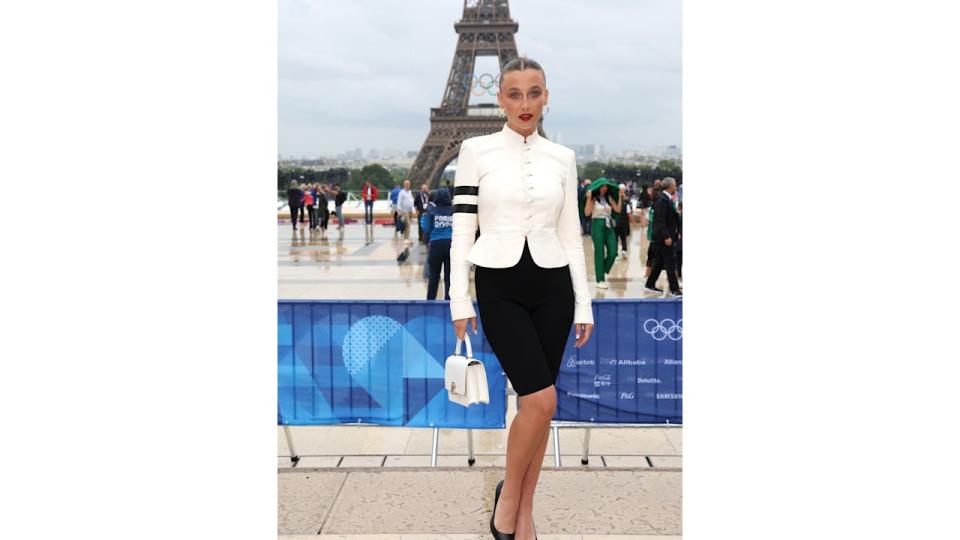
[582,427,591,465]
[467,429,476,466]
[552,424,560,467]
[431,427,439,467]
[283,425,299,465]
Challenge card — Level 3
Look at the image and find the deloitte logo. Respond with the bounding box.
[636,377,663,384]
[643,318,682,341]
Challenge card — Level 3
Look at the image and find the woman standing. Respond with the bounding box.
[316,184,330,237]
[583,177,622,289]
[614,183,632,257]
[449,57,594,540]
[302,187,316,231]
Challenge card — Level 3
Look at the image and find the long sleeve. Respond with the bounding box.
[558,151,594,325]
[449,142,479,321]
[421,210,433,239]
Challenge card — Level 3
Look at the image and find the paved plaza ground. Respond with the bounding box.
[278,214,682,538]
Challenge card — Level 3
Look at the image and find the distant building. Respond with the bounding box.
[570,144,603,160]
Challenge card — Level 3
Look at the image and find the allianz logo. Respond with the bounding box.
[663,358,682,365]
[636,377,663,384]
[566,357,596,368]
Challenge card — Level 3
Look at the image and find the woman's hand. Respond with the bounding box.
[574,323,594,348]
[453,316,478,341]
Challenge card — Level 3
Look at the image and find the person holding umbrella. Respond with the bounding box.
[583,177,622,288]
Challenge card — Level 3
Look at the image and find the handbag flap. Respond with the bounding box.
[445,354,470,396]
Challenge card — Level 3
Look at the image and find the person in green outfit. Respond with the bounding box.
[583,177,622,288]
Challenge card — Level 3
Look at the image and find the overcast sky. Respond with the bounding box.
[279,0,681,157]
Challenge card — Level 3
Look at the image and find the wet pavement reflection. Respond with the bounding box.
[278,220,679,300]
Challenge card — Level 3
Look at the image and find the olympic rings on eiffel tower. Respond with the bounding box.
[460,72,500,97]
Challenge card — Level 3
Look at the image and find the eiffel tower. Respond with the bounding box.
[408,0,543,189]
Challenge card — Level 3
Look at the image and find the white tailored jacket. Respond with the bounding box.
[449,123,594,325]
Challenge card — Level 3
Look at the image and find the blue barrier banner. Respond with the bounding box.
[278,300,508,429]
[555,299,682,424]
[278,298,682,428]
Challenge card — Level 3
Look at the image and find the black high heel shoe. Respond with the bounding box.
[490,479,515,540]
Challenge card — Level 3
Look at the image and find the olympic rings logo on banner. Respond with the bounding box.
[460,72,500,96]
[643,318,683,341]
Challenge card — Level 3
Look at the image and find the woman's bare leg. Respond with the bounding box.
[514,419,551,539]
[493,385,557,534]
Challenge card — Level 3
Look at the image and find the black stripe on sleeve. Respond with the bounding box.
[453,204,478,214]
[453,186,479,196]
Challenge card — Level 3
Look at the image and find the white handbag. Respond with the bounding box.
[444,333,489,407]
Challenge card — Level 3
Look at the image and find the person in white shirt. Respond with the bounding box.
[397,179,416,245]
[449,56,594,540]
[583,177,623,288]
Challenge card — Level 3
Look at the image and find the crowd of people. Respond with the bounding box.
[284,174,682,299]
[285,180,347,235]
[578,176,682,296]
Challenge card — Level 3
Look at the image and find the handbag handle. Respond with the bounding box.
[454,333,473,358]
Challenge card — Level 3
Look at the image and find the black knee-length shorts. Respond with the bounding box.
[475,239,575,396]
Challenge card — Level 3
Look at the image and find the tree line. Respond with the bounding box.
[278,159,681,197]
[579,160,682,186]
[277,164,408,195]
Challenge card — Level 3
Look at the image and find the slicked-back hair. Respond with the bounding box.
[500,56,546,87]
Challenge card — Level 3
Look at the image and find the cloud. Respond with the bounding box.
[279,0,681,156]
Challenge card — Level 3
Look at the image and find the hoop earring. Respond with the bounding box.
[544,105,550,115]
